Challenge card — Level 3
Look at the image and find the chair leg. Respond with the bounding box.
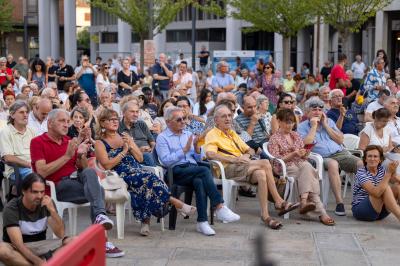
[169,206,178,230]
[116,202,125,239]
[68,208,78,236]
[161,218,165,231]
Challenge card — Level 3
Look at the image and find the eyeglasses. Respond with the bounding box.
[283,100,295,104]
[104,67,110,69]
[177,104,189,108]
[265,67,271,69]
[174,116,186,123]
[106,118,119,122]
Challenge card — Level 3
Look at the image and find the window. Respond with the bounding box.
[209,28,225,42]
[101,32,118,43]
[84,13,91,21]
[196,29,208,41]
[167,28,225,42]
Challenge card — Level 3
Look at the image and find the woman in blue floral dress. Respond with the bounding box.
[95,108,196,236]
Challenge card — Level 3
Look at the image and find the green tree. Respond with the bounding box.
[316,0,392,59]
[90,0,190,69]
[0,0,15,53]
[229,0,316,71]
[77,27,90,50]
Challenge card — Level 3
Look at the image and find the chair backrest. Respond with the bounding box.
[46,224,105,266]
[343,134,360,150]
[262,142,276,159]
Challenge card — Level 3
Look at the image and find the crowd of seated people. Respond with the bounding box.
[2,50,400,264]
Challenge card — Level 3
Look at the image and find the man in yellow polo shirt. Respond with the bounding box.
[204,104,299,230]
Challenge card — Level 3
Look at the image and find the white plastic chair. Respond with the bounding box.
[262,142,295,219]
[307,152,329,207]
[342,134,363,198]
[46,180,90,237]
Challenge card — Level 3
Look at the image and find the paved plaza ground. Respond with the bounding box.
[1,189,400,266]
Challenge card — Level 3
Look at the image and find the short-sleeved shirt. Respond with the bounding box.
[28,112,48,135]
[235,113,267,144]
[329,64,348,95]
[173,72,192,89]
[360,122,391,149]
[0,124,37,178]
[199,51,209,66]
[56,64,75,91]
[297,118,343,158]
[30,133,77,185]
[351,62,366,80]
[117,70,139,90]
[365,101,384,114]
[118,120,154,148]
[204,127,250,167]
[2,197,52,243]
[352,166,385,207]
[0,68,12,85]
[47,65,59,82]
[151,63,173,90]
[326,108,359,135]
[211,73,234,92]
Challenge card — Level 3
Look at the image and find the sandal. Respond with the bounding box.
[299,202,316,215]
[276,201,300,216]
[177,203,197,216]
[140,223,150,236]
[319,215,335,226]
[261,216,282,230]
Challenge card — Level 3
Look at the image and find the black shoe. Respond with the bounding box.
[238,187,256,198]
[335,203,346,216]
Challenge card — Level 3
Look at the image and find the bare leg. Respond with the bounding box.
[257,160,284,206]
[327,159,343,203]
[369,186,400,221]
[250,170,270,219]
[0,243,31,266]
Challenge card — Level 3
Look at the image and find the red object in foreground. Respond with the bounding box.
[46,225,106,266]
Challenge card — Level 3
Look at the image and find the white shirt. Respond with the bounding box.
[96,73,111,92]
[365,100,384,114]
[351,61,366,80]
[14,76,27,95]
[387,118,400,145]
[173,72,193,90]
[193,101,215,121]
[28,112,48,135]
[360,122,390,149]
[129,65,138,75]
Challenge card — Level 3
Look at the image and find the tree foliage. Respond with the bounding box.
[0,0,15,34]
[77,27,90,49]
[228,0,316,38]
[316,0,393,35]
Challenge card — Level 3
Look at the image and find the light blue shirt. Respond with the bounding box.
[362,68,386,103]
[297,118,343,158]
[211,72,234,91]
[156,128,200,168]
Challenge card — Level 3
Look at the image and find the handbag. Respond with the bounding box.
[100,171,130,203]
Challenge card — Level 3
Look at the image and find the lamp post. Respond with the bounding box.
[191,5,196,71]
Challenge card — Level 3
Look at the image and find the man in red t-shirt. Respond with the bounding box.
[30,109,125,257]
[329,54,351,95]
[0,57,13,86]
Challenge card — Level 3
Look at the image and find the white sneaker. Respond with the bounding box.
[216,205,240,223]
[196,222,216,236]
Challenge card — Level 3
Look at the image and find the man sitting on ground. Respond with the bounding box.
[297,97,363,216]
[119,101,156,166]
[0,173,68,265]
[30,109,124,258]
[205,104,299,230]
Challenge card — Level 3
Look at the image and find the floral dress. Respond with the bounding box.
[101,140,170,221]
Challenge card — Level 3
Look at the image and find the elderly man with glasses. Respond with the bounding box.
[211,61,234,99]
[156,106,240,236]
[297,97,363,216]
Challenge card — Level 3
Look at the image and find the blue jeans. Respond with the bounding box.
[172,163,223,222]
[9,167,32,181]
[142,152,156,167]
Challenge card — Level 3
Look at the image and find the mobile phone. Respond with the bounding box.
[304,143,315,150]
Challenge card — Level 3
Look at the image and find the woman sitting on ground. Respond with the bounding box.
[352,145,400,222]
[268,109,334,226]
[358,108,393,153]
[95,108,196,236]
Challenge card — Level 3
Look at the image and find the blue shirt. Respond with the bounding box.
[297,118,343,157]
[352,166,385,207]
[326,108,359,135]
[156,128,200,168]
[211,72,234,91]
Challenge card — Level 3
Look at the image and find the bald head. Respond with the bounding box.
[34,98,52,122]
[242,96,257,117]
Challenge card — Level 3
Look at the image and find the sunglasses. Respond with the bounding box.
[104,67,110,69]
[310,104,324,109]
[174,116,186,123]
[265,67,271,69]
[283,100,295,104]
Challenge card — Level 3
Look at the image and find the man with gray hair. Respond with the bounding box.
[212,61,234,97]
[363,57,387,103]
[0,101,36,187]
[30,109,124,257]
[28,98,52,134]
[298,97,363,216]
[152,53,173,100]
[118,101,156,166]
[156,106,240,236]
[344,69,360,108]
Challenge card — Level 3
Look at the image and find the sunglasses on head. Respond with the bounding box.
[283,100,295,104]
[310,103,324,109]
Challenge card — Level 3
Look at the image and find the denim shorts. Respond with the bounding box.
[352,197,390,221]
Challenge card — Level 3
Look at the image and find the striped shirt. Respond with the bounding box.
[352,166,385,207]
